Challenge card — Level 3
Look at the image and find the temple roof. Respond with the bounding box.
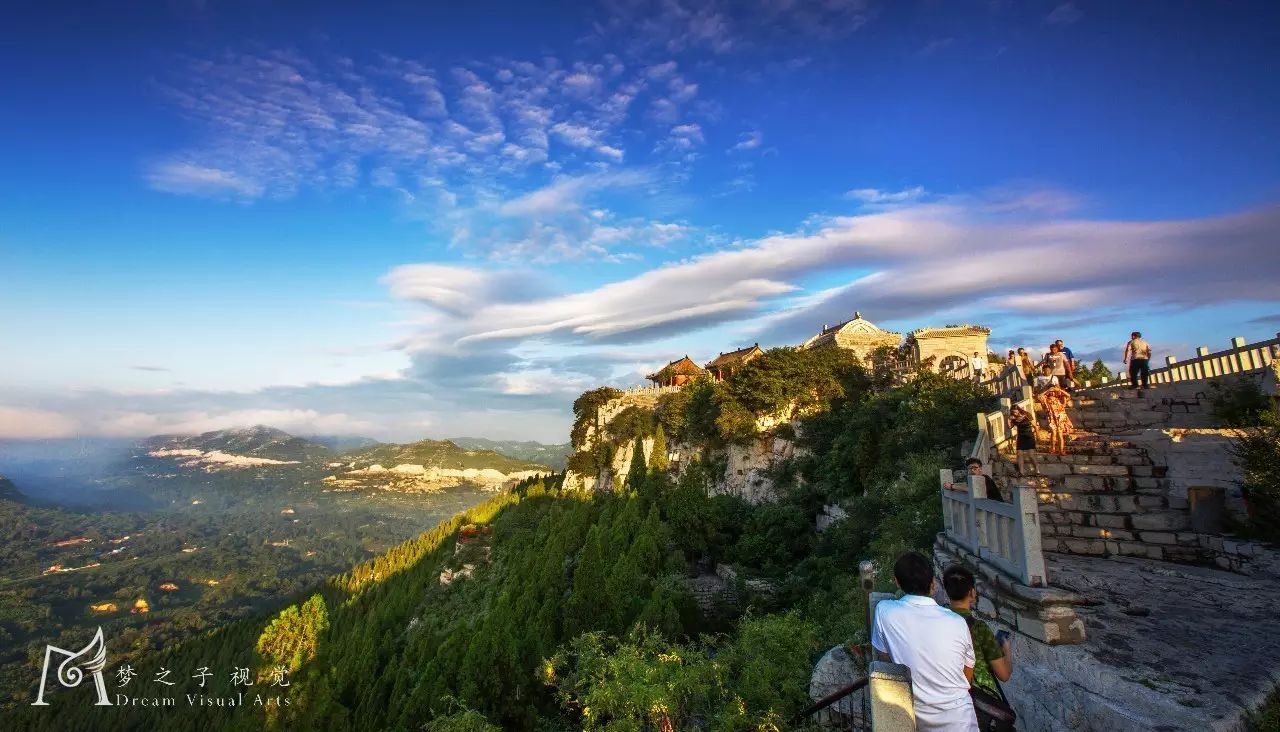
[706,344,763,369]
[908,324,992,338]
[646,355,707,381]
[804,312,902,349]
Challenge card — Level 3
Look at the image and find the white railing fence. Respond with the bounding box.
[1080,333,1280,390]
[945,384,1047,587]
[941,473,1047,587]
[980,362,1029,398]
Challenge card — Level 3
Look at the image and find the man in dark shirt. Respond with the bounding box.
[943,564,1013,695]
[943,458,1005,502]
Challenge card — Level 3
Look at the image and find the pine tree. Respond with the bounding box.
[649,424,669,472]
[625,436,648,493]
[565,525,611,636]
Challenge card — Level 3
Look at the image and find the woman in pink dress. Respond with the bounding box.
[1037,384,1074,454]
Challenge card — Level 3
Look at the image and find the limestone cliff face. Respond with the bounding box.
[705,433,798,504]
[563,389,800,503]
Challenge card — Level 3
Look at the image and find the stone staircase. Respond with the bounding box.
[991,390,1258,572]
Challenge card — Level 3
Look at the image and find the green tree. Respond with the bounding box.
[625,437,648,493]
[565,526,612,636]
[649,424,669,472]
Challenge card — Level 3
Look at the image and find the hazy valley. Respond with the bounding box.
[0,427,555,704]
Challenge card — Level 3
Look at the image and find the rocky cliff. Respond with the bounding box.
[562,389,800,503]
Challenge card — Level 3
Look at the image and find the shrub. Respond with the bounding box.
[1233,406,1280,543]
[1209,378,1271,427]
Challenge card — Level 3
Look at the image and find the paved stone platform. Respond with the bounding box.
[1007,549,1280,731]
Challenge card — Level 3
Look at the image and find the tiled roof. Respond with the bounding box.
[706,344,762,369]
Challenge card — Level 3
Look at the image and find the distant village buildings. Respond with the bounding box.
[644,312,994,386]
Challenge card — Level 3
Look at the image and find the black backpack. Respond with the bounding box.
[963,615,1018,732]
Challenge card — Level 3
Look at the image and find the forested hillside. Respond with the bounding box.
[12,352,992,731]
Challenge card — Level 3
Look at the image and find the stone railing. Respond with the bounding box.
[622,384,684,395]
[980,362,1028,398]
[941,474,1047,587]
[1080,333,1280,390]
[946,387,1047,587]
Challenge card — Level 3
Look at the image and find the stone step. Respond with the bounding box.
[1042,531,1254,571]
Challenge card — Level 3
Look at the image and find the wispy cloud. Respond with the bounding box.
[593,0,874,55]
[130,365,172,372]
[146,161,265,199]
[149,50,711,261]
[844,186,926,204]
[1045,2,1082,26]
[729,130,763,152]
[10,191,1280,441]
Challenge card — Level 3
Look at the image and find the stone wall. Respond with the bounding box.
[1125,428,1247,516]
[934,533,1086,645]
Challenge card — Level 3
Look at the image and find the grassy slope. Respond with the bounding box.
[343,438,551,473]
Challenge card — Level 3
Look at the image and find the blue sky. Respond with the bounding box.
[2,0,1279,442]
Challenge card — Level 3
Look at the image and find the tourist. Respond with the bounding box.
[943,565,1016,730]
[1043,343,1073,391]
[1123,331,1153,394]
[1033,364,1058,393]
[1037,382,1074,455]
[1006,349,1017,369]
[1017,348,1036,383]
[970,351,988,382]
[943,457,1005,502]
[1008,404,1037,475]
[1055,339,1074,366]
[872,552,979,732]
[943,565,1013,688]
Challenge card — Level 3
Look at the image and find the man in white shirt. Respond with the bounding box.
[872,552,978,731]
[969,351,988,382]
[1123,331,1153,394]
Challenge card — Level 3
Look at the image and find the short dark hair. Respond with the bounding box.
[893,551,934,596]
[965,457,983,468]
[942,564,975,602]
[1131,331,1142,338]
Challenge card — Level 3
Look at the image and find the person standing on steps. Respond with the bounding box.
[872,552,979,732]
[1123,331,1153,394]
[970,351,988,383]
[1043,343,1073,392]
[1033,364,1059,393]
[1008,404,1038,475]
[1037,382,1073,455]
[1018,348,1036,383]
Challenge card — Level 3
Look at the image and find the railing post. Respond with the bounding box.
[869,662,917,731]
[1014,483,1047,587]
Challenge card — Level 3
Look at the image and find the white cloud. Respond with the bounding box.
[146,162,265,199]
[730,130,763,152]
[0,406,79,439]
[844,186,926,204]
[593,0,873,55]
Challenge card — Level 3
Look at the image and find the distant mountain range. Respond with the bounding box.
[447,437,572,470]
[140,425,334,464]
[136,427,556,493]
